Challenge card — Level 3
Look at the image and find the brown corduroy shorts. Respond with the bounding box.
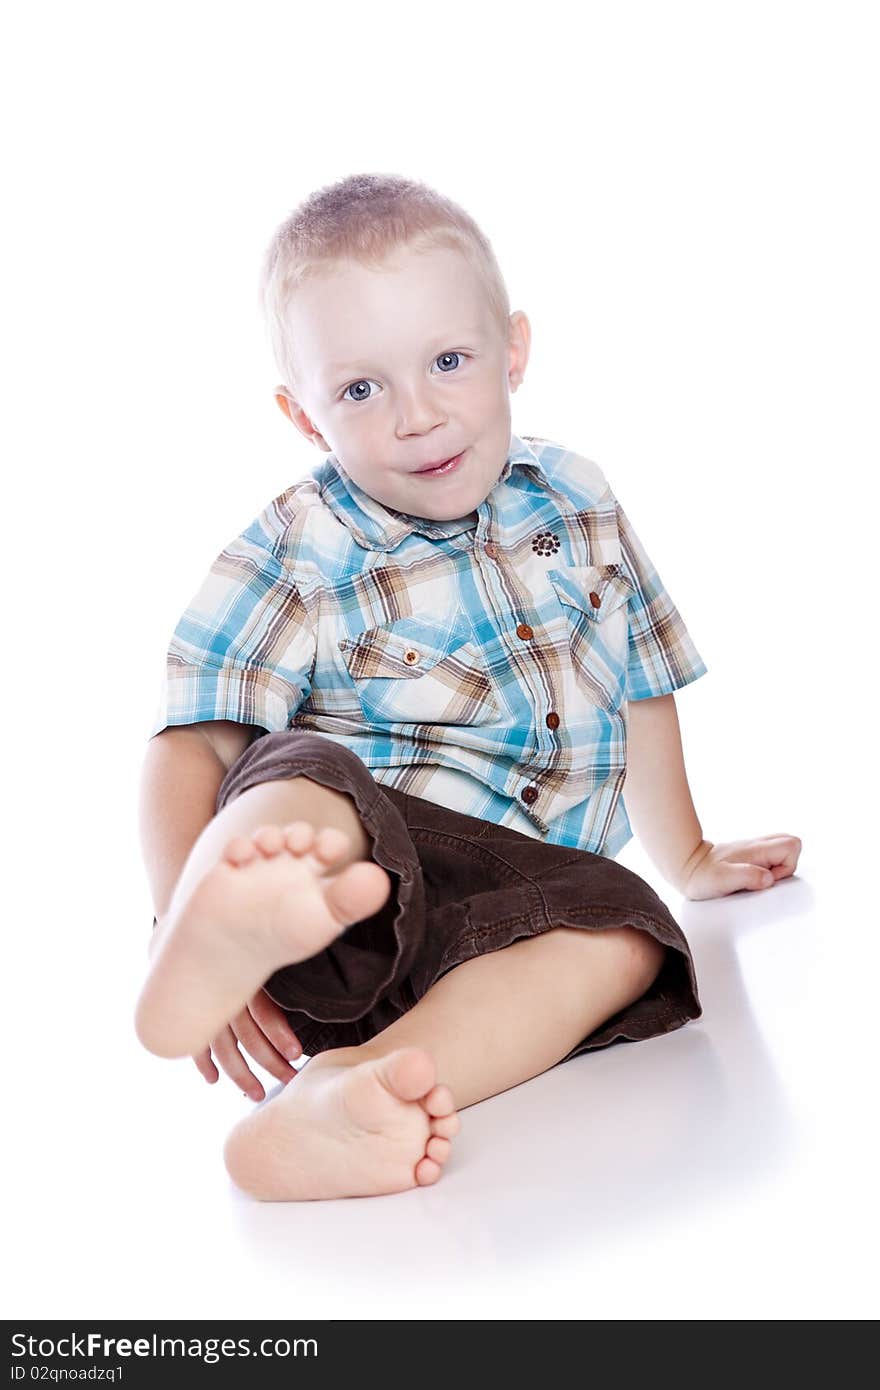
[215,730,702,1062]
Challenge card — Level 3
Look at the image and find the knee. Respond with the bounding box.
[614,926,666,996]
[546,923,666,998]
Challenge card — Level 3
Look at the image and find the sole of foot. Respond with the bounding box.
[223,1046,461,1201]
[135,820,392,1059]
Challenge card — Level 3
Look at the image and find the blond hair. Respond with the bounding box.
[259,172,511,394]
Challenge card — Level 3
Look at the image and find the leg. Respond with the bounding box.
[352,922,666,1108]
[222,922,664,1201]
[134,775,392,1058]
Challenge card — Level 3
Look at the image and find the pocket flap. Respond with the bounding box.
[338,612,474,680]
[548,564,634,619]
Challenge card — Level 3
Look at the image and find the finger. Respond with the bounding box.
[249,991,303,1063]
[212,1025,266,1101]
[749,844,801,882]
[768,855,798,881]
[232,1008,297,1086]
[726,862,776,892]
[193,1048,219,1084]
[772,835,803,876]
[739,836,802,869]
[693,860,774,898]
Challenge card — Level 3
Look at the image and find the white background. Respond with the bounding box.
[3,0,878,1321]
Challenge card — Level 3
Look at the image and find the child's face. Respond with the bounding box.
[275,243,530,522]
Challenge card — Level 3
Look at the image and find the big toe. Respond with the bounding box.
[376,1047,437,1103]
[323,860,392,926]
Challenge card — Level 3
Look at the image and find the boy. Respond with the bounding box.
[136,173,801,1201]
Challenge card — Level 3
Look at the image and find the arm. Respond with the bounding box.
[622,693,707,893]
[139,721,257,923]
[612,494,800,898]
[623,694,802,899]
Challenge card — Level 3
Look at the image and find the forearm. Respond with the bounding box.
[622,693,707,892]
[139,727,227,922]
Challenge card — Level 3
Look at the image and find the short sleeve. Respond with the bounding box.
[613,493,708,701]
[148,518,317,739]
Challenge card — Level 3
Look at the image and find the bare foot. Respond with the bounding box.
[223,1046,460,1200]
[135,821,392,1060]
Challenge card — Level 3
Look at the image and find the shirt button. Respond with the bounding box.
[589,591,601,608]
[545,711,560,730]
[516,623,534,640]
[521,784,539,805]
[484,541,499,559]
[403,649,421,665]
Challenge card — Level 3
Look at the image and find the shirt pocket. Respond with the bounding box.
[548,564,635,712]
[338,612,500,728]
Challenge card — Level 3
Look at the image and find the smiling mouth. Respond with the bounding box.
[414,450,466,476]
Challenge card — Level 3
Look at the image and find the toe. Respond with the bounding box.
[423,1083,456,1118]
[223,835,258,866]
[252,825,285,857]
[429,1112,460,1140]
[425,1136,451,1164]
[282,821,315,855]
[323,860,392,928]
[312,825,353,866]
[377,1047,436,1103]
[414,1155,442,1186]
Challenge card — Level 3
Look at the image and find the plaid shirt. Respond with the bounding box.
[149,432,707,857]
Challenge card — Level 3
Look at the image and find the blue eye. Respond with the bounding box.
[341,352,464,403]
[342,379,377,403]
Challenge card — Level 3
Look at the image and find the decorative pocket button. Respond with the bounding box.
[338,614,500,728]
[548,564,635,712]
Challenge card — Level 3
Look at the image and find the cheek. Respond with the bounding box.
[474,372,510,416]
[336,415,380,465]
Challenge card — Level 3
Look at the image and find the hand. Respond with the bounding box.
[192,988,304,1102]
[680,834,802,901]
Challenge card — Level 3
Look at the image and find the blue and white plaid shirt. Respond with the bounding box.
[149,432,707,857]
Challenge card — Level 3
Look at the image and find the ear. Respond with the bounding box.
[273,386,330,450]
[274,386,296,422]
[507,310,531,392]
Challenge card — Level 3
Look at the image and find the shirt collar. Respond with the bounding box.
[315,432,553,552]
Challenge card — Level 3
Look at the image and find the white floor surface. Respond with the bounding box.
[6,719,877,1320]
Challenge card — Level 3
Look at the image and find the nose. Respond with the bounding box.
[394,380,447,437]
